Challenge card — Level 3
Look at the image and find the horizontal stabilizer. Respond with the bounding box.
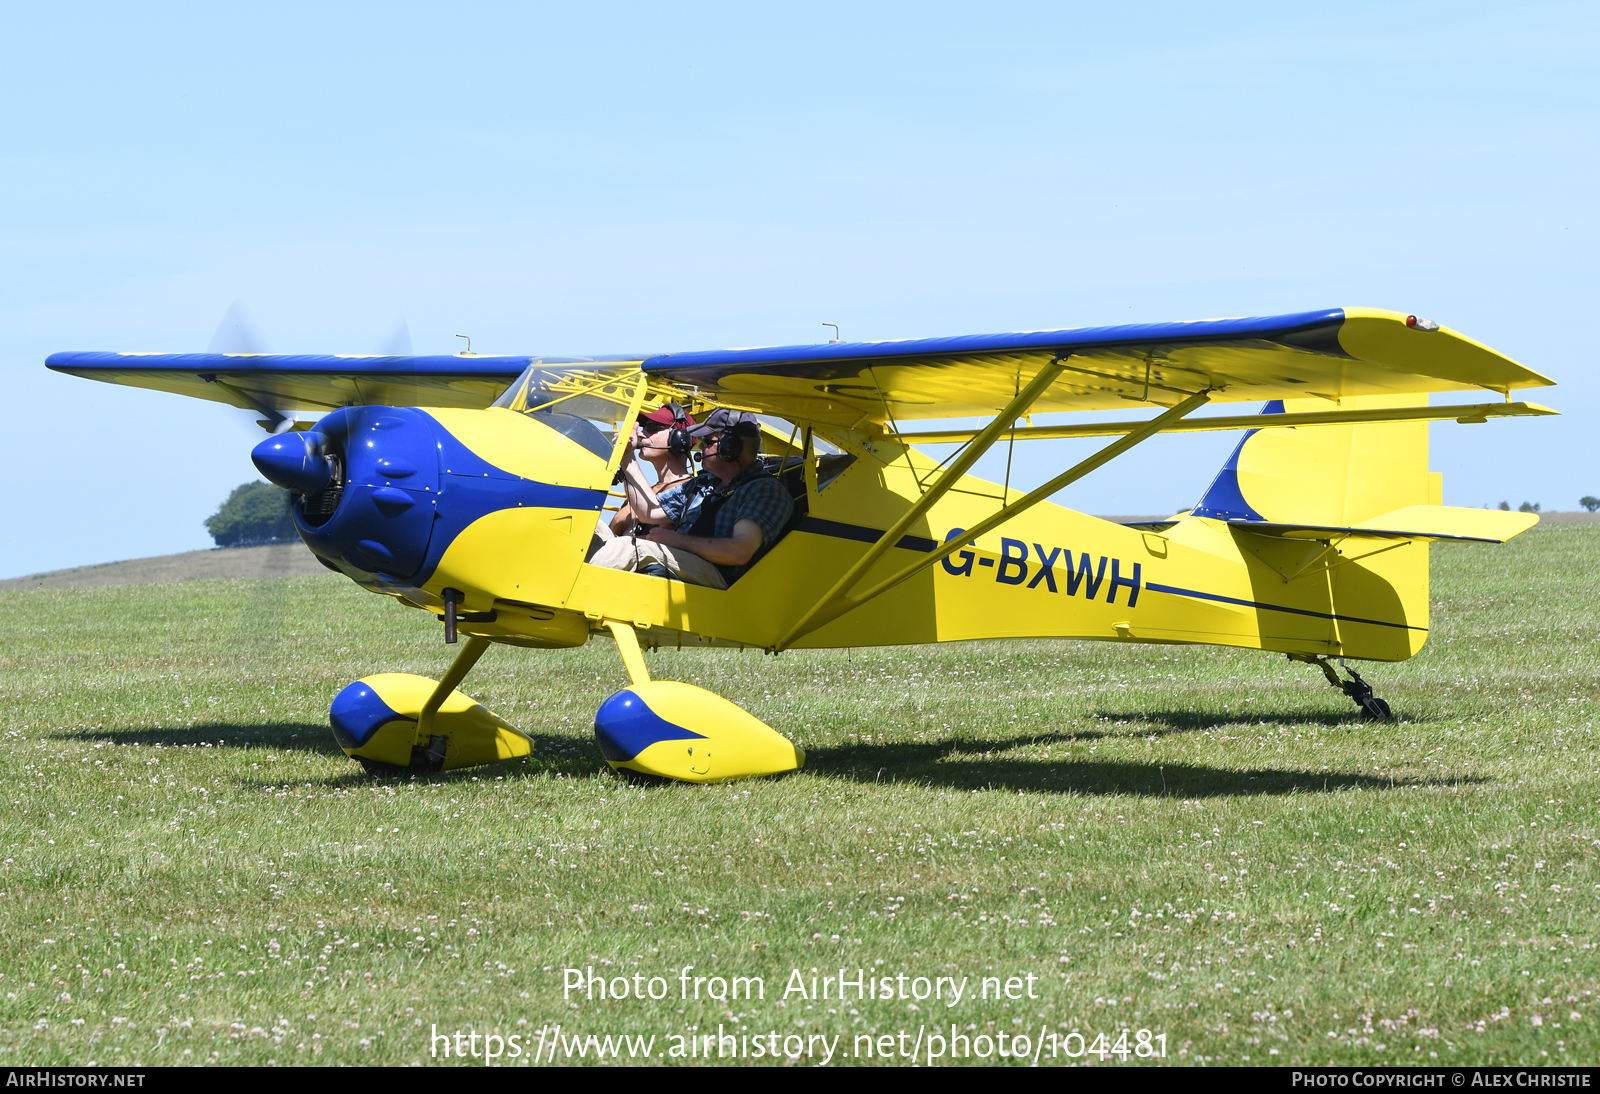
[1229,504,1540,544]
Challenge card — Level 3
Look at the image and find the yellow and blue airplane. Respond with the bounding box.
[48,307,1554,783]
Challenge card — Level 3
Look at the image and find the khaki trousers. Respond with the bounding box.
[589,527,729,590]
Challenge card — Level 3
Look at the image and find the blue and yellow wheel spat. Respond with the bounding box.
[330,672,532,770]
[595,681,804,783]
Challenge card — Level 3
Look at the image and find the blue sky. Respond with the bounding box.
[2,1,1594,577]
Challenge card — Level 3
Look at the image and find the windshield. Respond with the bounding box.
[491,360,845,463]
[492,360,648,420]
[492,360,653,460]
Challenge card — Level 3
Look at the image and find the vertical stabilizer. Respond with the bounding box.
[1192,396,1440,526]
[1191,400,1283,521]
[1188,395,1442,662]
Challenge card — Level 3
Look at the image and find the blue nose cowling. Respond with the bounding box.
[293,407,443,579]
[252,431,332,495]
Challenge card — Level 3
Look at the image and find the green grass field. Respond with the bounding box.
[0,523,1595,1067]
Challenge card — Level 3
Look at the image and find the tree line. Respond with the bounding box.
[205,483,296,547]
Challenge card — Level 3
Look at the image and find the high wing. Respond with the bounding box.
[47,308,1553,430]
[640,307,1554,427]
[44,351,644,418]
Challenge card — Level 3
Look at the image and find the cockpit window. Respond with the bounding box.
[492,360,849,466]
[492,360,646,420]
[492,360,653,461]
[753,414,842,455]
[528,411,612,459]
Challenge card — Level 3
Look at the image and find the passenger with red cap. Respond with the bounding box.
[604,403,696,537]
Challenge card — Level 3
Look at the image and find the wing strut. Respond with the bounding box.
[773,372,1210,650]
[772,356,1070,649]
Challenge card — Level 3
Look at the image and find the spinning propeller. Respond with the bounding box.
[207,303,415,433]
[207,302,295,434]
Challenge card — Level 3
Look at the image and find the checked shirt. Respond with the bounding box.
[657,464,793,583]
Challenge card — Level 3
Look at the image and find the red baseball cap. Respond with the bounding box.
[638,405,696,428]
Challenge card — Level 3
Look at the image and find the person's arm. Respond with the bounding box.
[644,518,764,566]
[618,434,672,526]
[608,501,635,535]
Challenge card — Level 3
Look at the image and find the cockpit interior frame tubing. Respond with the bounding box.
[520,367,636,415]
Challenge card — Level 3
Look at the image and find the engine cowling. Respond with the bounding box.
[270,407,444,579]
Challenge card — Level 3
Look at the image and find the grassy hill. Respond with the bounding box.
[0,521,1594,1065]
[0,543,332,591]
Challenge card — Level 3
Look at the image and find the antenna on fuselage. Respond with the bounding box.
[456,334,474,355]
[823,323,842,344]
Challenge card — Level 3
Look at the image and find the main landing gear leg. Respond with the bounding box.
[1289,654,1393,721]
[411,636,492,769]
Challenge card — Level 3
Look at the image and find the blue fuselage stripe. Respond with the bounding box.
[795,516,936,553]
[1144,582,1426,632]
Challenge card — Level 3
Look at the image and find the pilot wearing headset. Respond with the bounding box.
[590,408,793,590]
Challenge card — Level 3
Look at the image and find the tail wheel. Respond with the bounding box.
[1289,655,1395,721]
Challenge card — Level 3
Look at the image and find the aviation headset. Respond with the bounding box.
[710,410,754,463]
[663,402,693,456]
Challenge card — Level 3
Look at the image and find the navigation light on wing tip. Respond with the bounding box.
[252,430,332,495]
[1405,315,1440,331]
